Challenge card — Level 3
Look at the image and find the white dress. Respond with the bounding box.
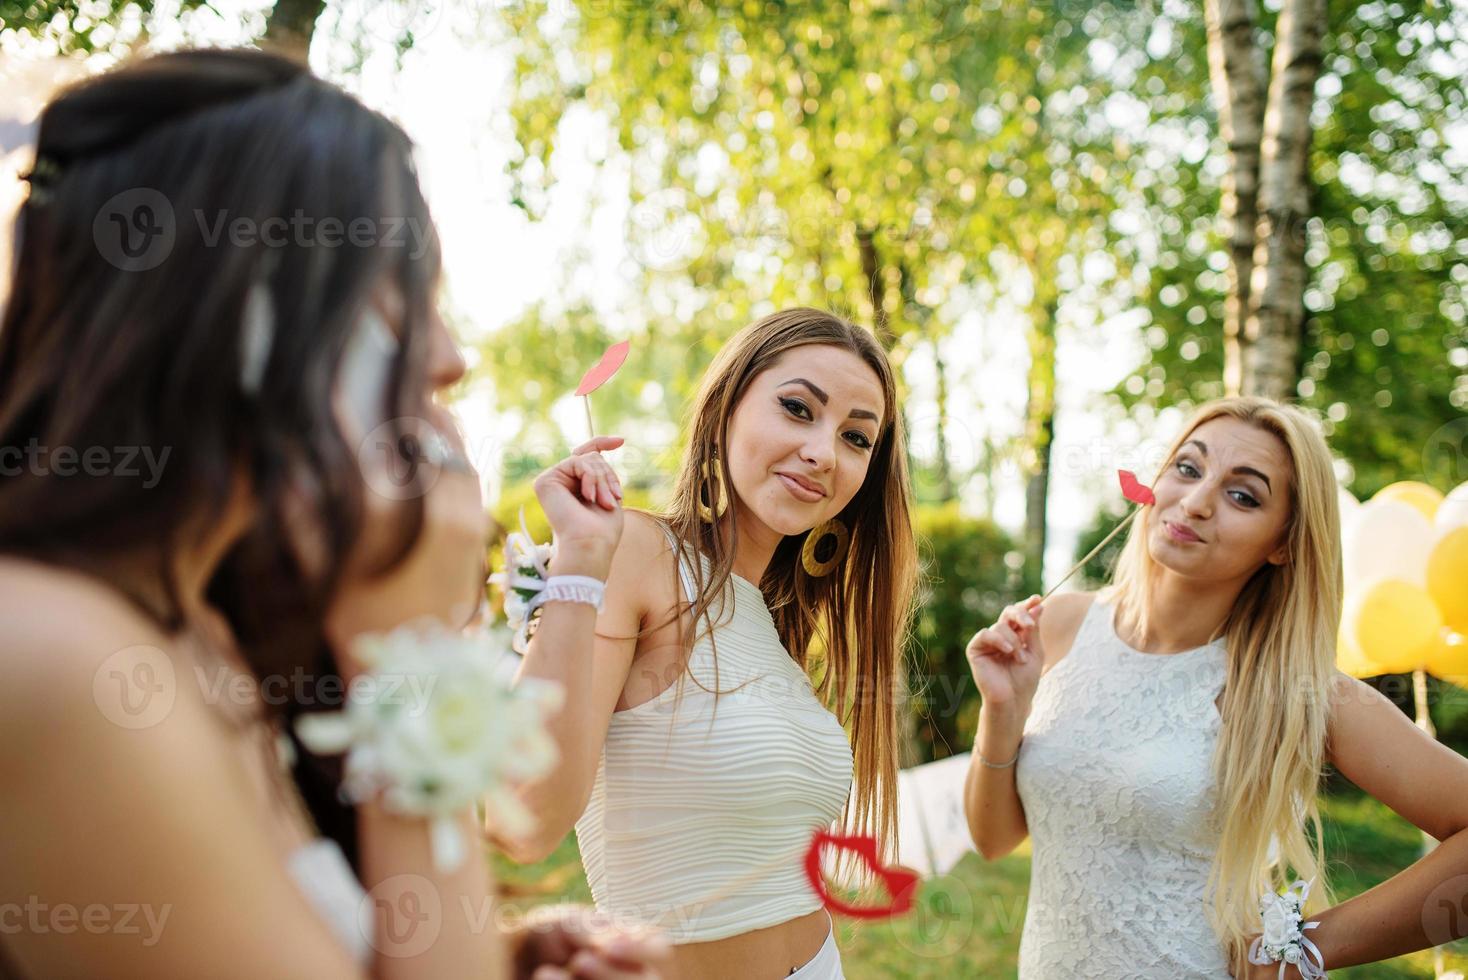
[288,837,373,966]
[1014,595,1233,978]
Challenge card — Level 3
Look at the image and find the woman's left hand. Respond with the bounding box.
[510,904,671,979]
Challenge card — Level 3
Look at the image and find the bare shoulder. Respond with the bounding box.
[603,510,679,626]
[1324,669,1468,840]
[0,557,174,714]
[1037,590,1096,670]
[0,559,371,976]
[1325,671,1396,740]
[1325,668,1442,767]
[617,508,673,561]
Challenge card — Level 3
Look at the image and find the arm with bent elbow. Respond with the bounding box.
[495,438,640,863]
[962,597,1044,860]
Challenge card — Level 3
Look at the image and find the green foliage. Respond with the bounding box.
[907,503,1020,763]
[0,0,209,53]
[494,0,1148,506]
[1116,0,1468,497]
[1070,503,1132,592]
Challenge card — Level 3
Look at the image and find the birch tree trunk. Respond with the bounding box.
[1243,0,1326,401]
[1204,0,1268,395]
[1023,296,1059,593]
[262,0,325,63]
[858,227,893,349]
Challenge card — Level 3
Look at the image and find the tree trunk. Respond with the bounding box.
[263,0,326,63]
[1204,0,1268,396]
[1243,0,1325,402]
[932,341,957,502]
[857,227,893,349]
[1023,299,1058,593]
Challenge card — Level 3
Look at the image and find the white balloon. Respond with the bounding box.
[1343,499,1434,592]
[1337,486,1361,538]
[1435,482,1468,533]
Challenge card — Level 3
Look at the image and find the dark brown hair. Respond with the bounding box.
[0,48,447,865]
[658,308,919,859]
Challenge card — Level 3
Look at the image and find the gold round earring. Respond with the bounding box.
[697,461,728,523]
[801,518,850,577]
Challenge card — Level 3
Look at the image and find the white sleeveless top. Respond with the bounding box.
[1015,594,1232,978]
[574,531,854,943]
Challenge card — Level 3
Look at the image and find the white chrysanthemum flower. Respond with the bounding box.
[296,622,564,872]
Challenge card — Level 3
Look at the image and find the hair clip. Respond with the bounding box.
[239,277,277,396]
[18,155,62,206]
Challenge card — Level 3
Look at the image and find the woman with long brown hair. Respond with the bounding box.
[0,48,665,979]
[506,308,920,978]
[964,396,1468,978]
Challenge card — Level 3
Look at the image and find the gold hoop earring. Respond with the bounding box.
[697,461,728,523]
[801,518,850,577]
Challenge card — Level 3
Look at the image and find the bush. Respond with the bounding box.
[907,504,1022,764]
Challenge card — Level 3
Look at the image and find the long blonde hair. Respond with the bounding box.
[1108,397,1341,972]
[655,308,918,861]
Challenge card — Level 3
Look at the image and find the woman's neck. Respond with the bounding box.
[1116,572,1243,654]
[722,503,781,586]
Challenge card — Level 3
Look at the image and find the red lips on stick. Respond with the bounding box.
[803,829,919,920]
[574,340,630,437]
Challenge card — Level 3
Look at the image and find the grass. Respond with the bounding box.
[492,784,1468,978]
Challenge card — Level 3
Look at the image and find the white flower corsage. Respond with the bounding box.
[1247,878,1326,979]
[489,508,607,652]
[295,622,564,873]
[490,509,556,654]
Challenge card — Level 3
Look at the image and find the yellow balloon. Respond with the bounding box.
[1374,481,1444,522]
[1427,527,1468,634]
[1425,630,1468,689]
[1348,578,1444,674]
[1335,625,1379,679]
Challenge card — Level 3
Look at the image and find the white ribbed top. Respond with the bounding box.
[573,530,854,944]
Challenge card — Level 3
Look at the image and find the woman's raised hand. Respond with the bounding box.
[966,595,1046,716]
[321,406,490,672]
[532,436,626,576]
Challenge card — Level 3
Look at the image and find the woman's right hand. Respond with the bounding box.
[321,406,489,677]
[966,595,1046,716]
[532,436,626,577]
[511,904,670,980]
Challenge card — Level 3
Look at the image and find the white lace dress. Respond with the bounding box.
[1014,595,1233,978]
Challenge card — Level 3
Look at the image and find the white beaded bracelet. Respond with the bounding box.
[525,575,606,615]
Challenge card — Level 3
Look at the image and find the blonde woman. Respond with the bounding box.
[964,397,1468,978]
[503,309,920,979]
